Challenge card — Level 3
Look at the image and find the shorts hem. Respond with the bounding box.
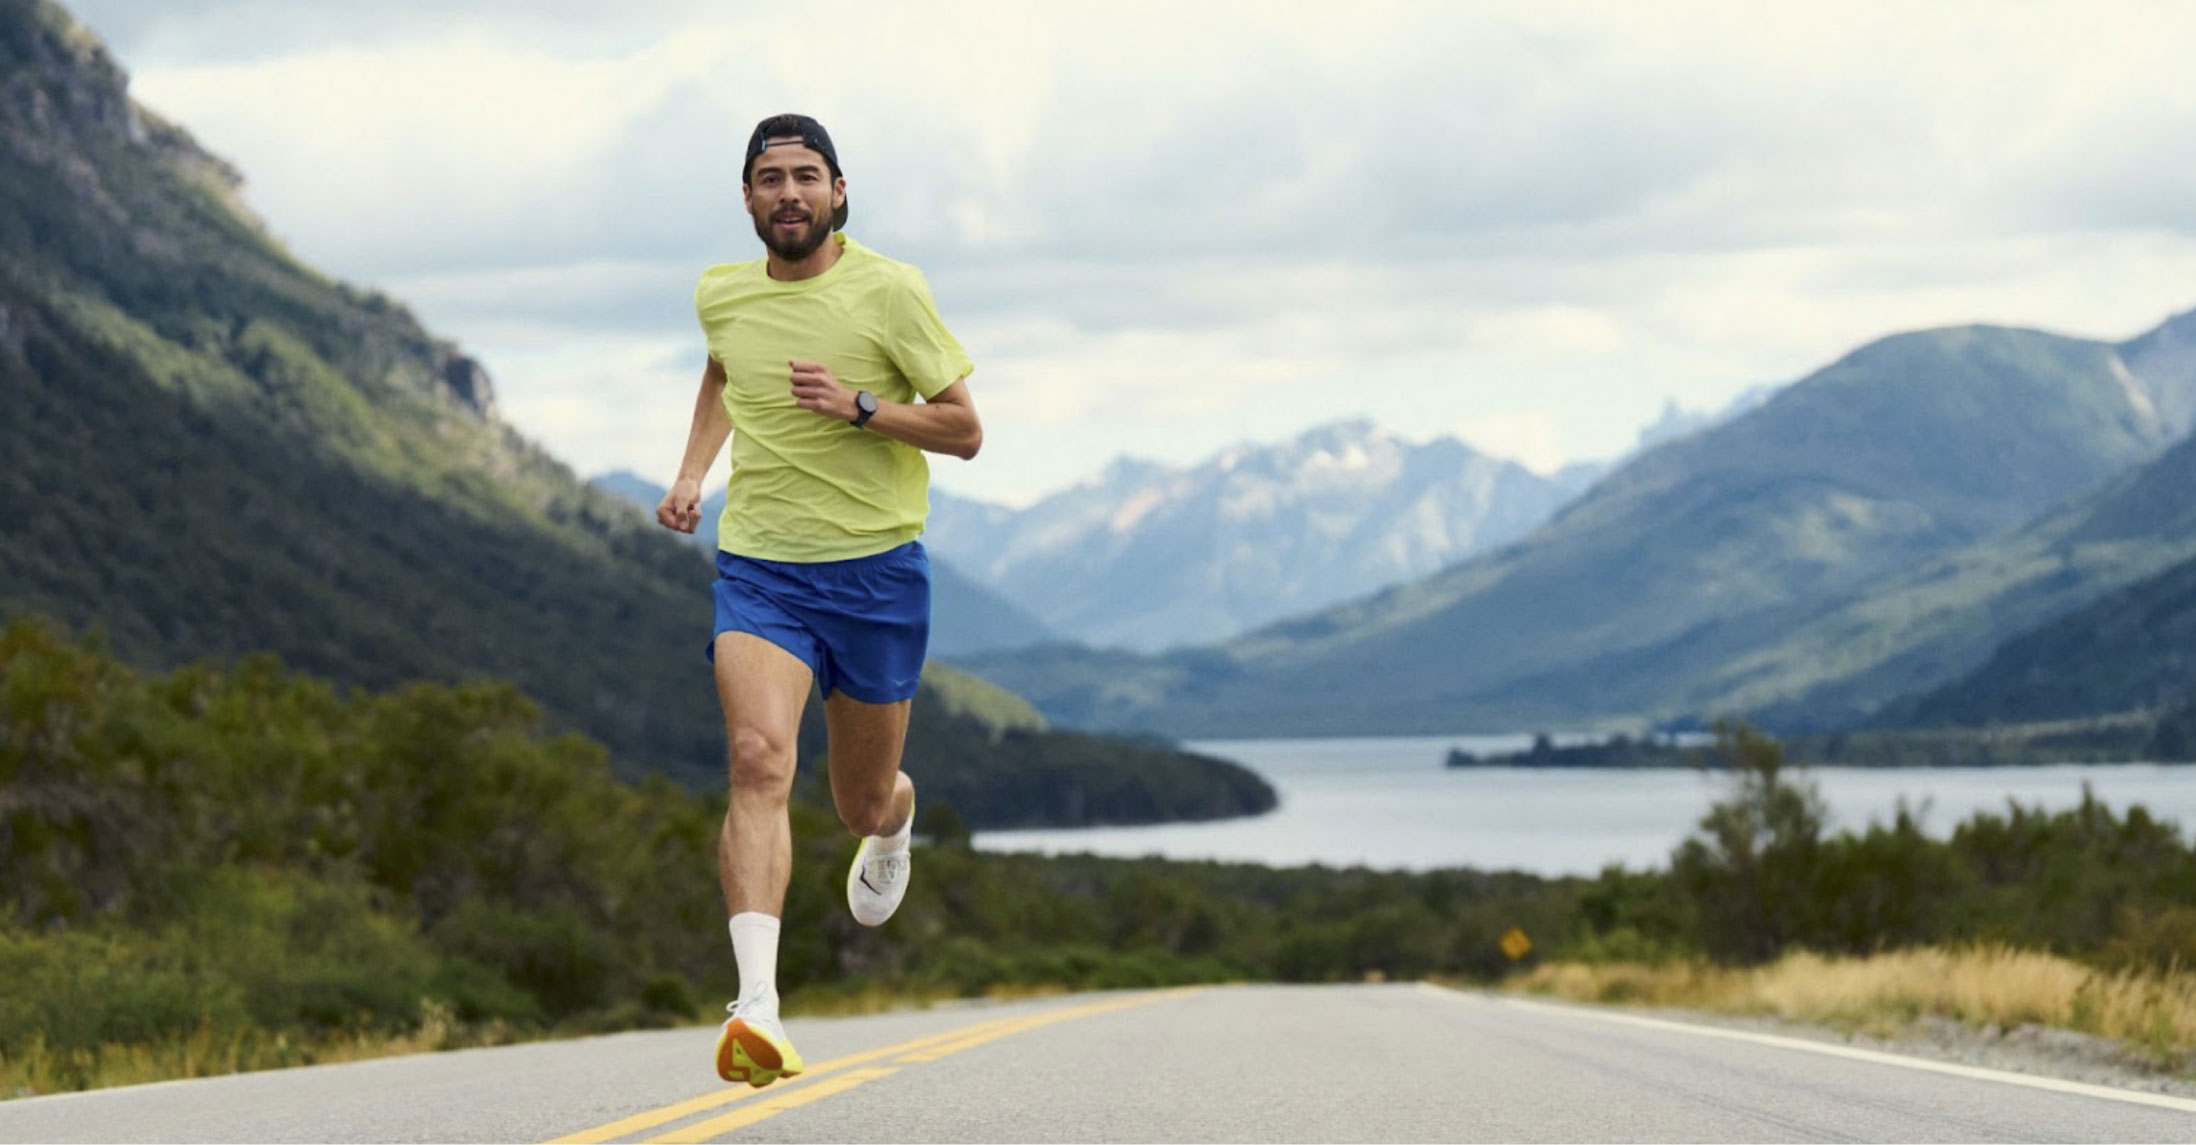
[824,677,923,705]
[703,623,823,680]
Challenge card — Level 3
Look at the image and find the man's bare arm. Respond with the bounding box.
[787,361,982,460]
[862,378,982,460]
[655,357,732,534]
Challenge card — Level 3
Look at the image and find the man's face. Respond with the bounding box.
[744,137,843,261]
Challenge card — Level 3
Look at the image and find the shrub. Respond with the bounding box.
[1669,722,1827,964]
[429,899,615,1020]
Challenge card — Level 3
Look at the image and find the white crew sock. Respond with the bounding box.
[871,792,915,856]
[727,913,781,1013]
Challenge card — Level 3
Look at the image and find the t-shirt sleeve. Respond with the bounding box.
[694,277,718,365]
[885,267,974,400]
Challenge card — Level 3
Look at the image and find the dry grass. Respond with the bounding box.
[1512,946,2196,1065]
[0,1003,520,1100]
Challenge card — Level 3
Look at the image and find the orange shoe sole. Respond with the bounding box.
[715,1018,805,1088]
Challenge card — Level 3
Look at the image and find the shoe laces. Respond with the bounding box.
[727,985,778,1024]
[864,850,909,886]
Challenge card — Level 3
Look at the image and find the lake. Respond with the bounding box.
[971,734,2196,876]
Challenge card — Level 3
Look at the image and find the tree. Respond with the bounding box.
[1669,721,1826,964]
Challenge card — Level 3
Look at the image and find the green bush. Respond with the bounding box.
[0,929,246,1053]
[1670,722,1829,964]
[638,973,699,1022]
[169,867,439,1033]
[429,900,614,1021]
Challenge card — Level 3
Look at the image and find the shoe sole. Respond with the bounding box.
[716,1019,805,1088]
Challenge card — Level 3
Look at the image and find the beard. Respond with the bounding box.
[753,206,833,261]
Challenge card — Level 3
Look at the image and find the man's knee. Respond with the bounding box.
[727,727,797,798]
[834,785,894,837]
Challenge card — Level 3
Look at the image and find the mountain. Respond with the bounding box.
[1888,550,2196,730]
[1701,394,2196,730]
[589,471,1057,657]
[588,470,667,513]
[0,0,1270,826]
[1859,429,2196,728]
[0,0,723,772]
[965,320,2196,736]
[1631,385,1779,454]
[921,420,1594,651]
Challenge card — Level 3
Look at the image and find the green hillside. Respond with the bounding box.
[0,0,718,772]
[1883,544,2196,733]
[1713,418,2196,730]
[0,0,1269,827]
[970,324,2196,736]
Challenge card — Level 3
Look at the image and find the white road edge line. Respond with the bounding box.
[1423,984,2196,1116]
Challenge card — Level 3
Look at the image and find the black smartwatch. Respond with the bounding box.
[851,390,878,428]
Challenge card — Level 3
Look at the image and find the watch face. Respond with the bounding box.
[857,391,878,413]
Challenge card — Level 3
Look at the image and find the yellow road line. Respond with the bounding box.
[543,1019,1019,1144]
[642,1068,902,1144]
[892,993,1165,1064]
[547,989,1201,1145]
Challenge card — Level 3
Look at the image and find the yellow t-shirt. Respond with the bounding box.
[695,235,974,562]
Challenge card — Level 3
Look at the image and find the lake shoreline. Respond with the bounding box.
[1438,724,2196,771]
[975,735,2196,876]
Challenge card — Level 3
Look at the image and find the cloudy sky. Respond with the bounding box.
[65,0,2196,504]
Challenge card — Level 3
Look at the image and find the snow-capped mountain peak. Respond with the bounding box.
[924,419,1593,651]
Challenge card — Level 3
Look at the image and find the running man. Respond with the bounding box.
[653,113,980,1088]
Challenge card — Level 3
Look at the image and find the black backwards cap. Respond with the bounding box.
[744,113,847,231]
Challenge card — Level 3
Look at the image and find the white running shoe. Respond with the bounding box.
[846,831,911,928]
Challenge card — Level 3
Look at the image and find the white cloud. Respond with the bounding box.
[1452,412,1570,476]
[483,330,726,491]
[58,0,2196,507]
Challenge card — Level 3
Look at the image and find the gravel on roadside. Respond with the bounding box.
[1632,1004,2196,1100]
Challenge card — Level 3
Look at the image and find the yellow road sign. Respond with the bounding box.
[1501,927,1532,961]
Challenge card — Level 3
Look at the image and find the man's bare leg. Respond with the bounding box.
[711,632,815,1085]
[714,633,815,918]
[826,693,916,926]
[824,693,914,838]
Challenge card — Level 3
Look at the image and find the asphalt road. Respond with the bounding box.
[4,984,2194,1143]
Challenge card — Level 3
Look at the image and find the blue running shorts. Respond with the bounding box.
[706,541,931,704]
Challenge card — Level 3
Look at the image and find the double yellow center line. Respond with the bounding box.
[547,989,1197,1144]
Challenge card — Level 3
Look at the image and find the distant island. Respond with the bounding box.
[1445,733,1695,769]
[1448,718,2196,770]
